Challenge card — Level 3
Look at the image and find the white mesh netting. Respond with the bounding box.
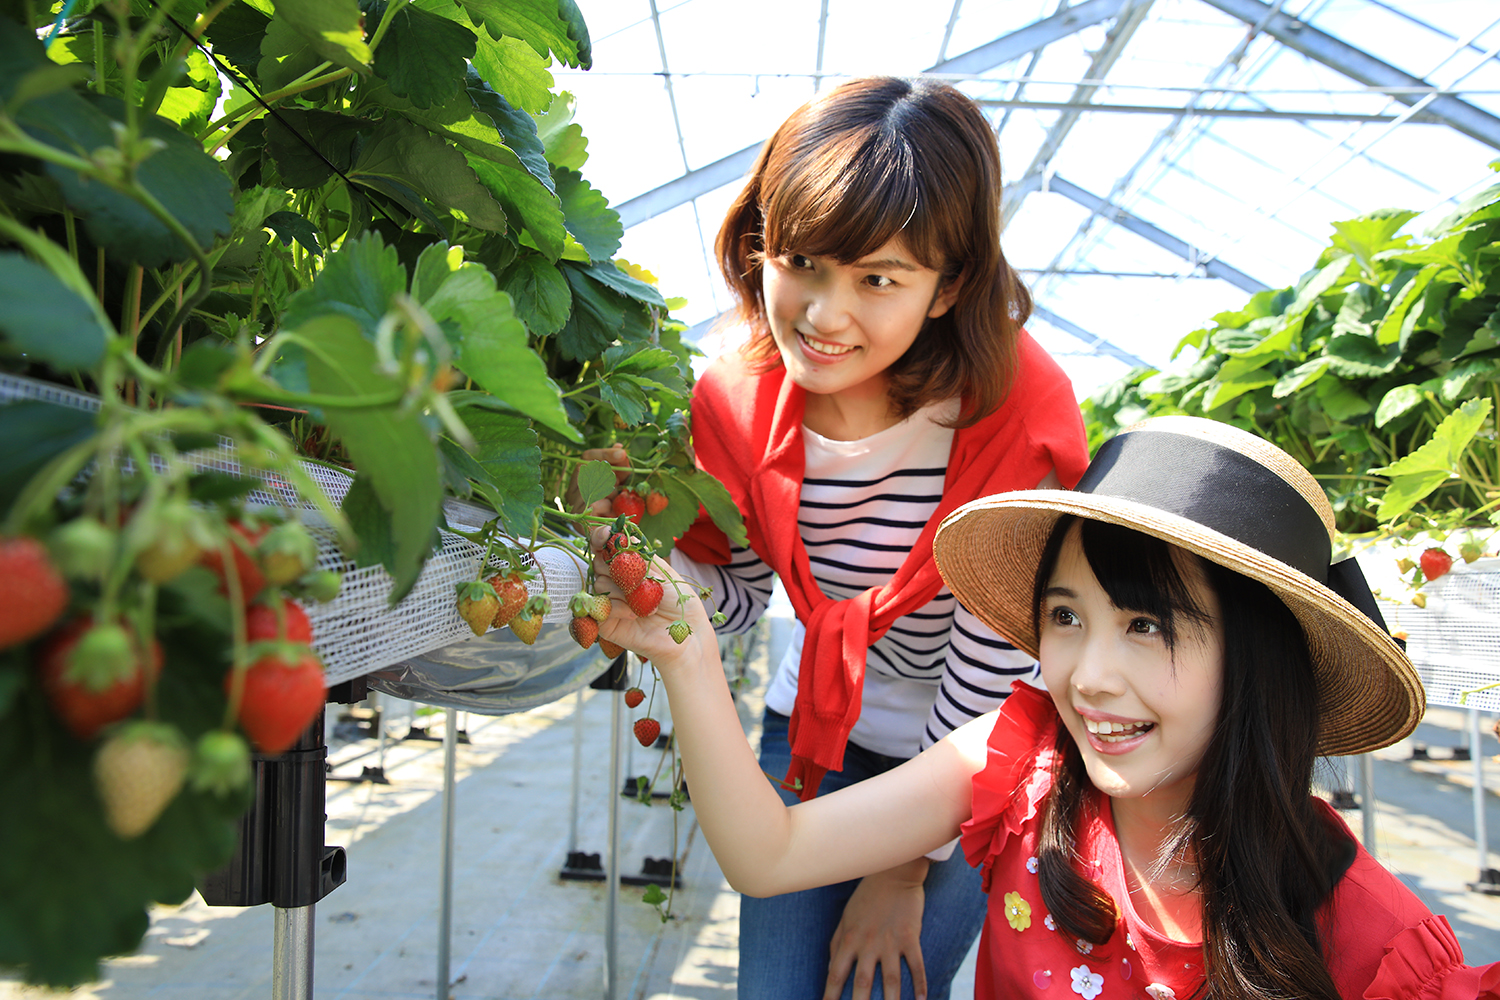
[1382,557,1500,714]
[1,372,590,687]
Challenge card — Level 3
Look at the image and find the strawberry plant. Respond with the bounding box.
[0,0,745,987]
[1084,167,1500,538]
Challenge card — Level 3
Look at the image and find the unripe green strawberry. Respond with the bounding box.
[189,730,252,796]
[131,500,216,584]
[259,521,318,587]
[50,518,117,583]
[569,592,595,619]
[300,569,343,603]
[510,609,543,645]
[625,578,664,618]
[93,721,189,839]
[1461,540,1485,564]
[71,620,137,681]
[586,593,612,622]
[456,580,499,636]
[668,620,691,644]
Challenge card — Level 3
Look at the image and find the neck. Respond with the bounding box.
[1110,796,1204,942]
[801,381,900,441]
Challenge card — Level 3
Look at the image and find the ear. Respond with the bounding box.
[927,275,963,319]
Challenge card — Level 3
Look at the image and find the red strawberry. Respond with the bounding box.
[0,536,69,648]
[625,578,664,618]
[601,531,632,561]
[40,617,163,741]
[1421,547,1453,582]
[200,520,269,601]
[612,490,646,525]
[510,610,543,645]
[633,717,661,747]
[645,491,669,516]
[609,550,648,593]
[568,614,598,649]
[624,686,644,708]
[456,580,499,636]
[599,638,626,659]
[245,597,313,644]
[227,648,326,753]
[488,572,530,628]
[93,721,189,839]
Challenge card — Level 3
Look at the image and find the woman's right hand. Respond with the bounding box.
[588,524,715,670]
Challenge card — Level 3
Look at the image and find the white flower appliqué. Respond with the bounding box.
[1144,985,1176,1000]
[1044,914,1057,931]
[1075,938,1093,955]
[1027,856,1039,874]
[1070,964,1104,999]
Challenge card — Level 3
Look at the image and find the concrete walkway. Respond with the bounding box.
[4,610,1499,998]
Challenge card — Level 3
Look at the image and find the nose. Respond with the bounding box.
[803,279,852,335]
[1069,632,1126,699]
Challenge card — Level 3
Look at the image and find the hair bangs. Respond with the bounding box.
[760,128,939,270]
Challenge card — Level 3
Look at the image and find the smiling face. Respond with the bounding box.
[1039,524,1225,817]
[761,237,958,433]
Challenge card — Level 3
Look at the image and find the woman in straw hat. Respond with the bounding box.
[593,415,1500,999]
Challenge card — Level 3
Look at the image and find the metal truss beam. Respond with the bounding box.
[975,97,1440,123]
[616,0,1130,229]
[1020,175,1271,294]
[1030,305,1152,369]
[1199,0,1500,150]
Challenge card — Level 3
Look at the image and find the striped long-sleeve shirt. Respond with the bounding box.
[673,398,1043,760]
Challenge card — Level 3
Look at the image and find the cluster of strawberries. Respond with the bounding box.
[0,508,334,841]
[455,566,550,643]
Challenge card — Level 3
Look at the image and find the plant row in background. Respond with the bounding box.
[1084,164,1500,599]
[0,0,743,986]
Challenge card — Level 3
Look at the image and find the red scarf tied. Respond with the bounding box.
[677,331,1088,800]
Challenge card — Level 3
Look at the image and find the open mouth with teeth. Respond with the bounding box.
[1084,719,1156,743]
[799,333,856,357]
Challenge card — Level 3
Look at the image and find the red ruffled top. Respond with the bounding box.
[960,682,1500,999]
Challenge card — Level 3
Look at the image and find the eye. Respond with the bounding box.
[864,273,895,289]
[1046,606,1079,628]
[788,253,814,270]
[1128,617,1162,635]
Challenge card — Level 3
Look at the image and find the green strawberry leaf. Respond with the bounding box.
[373,5,475,109]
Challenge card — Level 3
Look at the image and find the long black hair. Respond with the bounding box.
[1032,516,1348,999]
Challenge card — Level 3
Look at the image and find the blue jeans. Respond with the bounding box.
[737,709,986,1000]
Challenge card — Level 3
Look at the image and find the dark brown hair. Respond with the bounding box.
[714,77,1030,428]
[1032,517,1347,1000]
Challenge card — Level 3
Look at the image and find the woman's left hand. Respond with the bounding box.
[824,859,930,1000]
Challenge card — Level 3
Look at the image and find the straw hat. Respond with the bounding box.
[933,415,1424,757]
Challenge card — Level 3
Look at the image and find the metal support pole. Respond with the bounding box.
[1358,753,1377,854]
[604,663,624,1000]
[437,706,458,1000]
[1473,709,1491,879]
[569,688,585,853]
[272,905,314,1000]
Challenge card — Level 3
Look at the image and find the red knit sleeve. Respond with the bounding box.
[959,682,1059,892]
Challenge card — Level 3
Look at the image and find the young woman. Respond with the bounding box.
[594,415,1500,999]
[590,76,1088,999]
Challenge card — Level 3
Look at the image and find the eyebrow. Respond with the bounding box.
[853,256,921,272]
[1041,586,1075,601]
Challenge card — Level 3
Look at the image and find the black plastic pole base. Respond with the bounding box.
[327,764,391,784]
[621,857,682,888]
[1468,868,1500,895]
[1409,742,1472,762]
[559,850,606,882]
[198,708,348,909]
[1329,790,1359,810]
